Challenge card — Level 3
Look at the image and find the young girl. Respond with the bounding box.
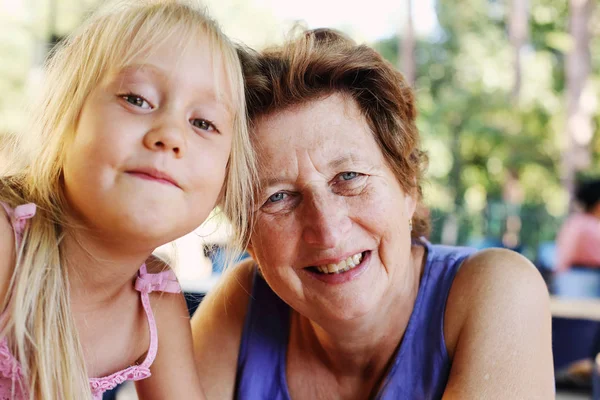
[0,0,255,399]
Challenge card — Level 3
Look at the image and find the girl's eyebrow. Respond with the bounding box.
[113,64,234,117]
[115,64,166,82]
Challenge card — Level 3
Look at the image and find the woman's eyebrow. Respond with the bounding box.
[328,154,356,169]
[259,176,289,191]
[259,155,363,188]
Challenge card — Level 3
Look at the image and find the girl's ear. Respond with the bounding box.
[246,241,255,259]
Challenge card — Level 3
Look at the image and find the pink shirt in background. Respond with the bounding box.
[556,213,600,272]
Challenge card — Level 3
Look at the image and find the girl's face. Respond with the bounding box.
[63,33,235,249]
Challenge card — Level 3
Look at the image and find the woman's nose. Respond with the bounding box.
[301,191,351,249]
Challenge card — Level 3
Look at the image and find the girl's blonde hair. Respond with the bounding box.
[0,1,255,398]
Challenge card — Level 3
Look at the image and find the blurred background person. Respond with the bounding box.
[554,179,600,297]
[556,179,600,273]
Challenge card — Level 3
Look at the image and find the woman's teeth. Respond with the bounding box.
[315,252,363,274]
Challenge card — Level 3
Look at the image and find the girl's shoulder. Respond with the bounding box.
[0,204,18,306]
[0,203,14,248]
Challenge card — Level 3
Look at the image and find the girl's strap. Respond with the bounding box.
[135,264,181,294]
[137,290,159,368]
[133,264,182,368]
[0,202,36,247]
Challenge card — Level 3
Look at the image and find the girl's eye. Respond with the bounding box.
[191,119,218,133]
[121,94,152,109]
[268,192,286,203]
[340,171,359,181]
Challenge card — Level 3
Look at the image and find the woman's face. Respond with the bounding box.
[250,93,417,323]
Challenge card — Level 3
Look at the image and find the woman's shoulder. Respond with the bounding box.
[191,257,256,334]
[190,258,256,399]
[194,257,256,316]
[444,248,549,357]
[442,249,554,397]
[447,248,547,317]
[454,247,540,281]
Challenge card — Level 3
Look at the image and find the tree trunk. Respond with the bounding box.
[563,0,595,207]
[509,0,529,99]
[399,0,415,87]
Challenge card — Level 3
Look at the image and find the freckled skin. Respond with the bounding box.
[249,93,418,325]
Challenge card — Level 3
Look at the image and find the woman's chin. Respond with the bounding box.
[306,292,383,325]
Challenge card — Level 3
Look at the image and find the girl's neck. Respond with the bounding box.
[62,229,153,309]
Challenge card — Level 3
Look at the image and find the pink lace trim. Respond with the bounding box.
[87,266,181,394]
[0,338,28,398]
[0,338,23,381]
[88,365,151,394]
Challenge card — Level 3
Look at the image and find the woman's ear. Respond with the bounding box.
[404,191,418,220]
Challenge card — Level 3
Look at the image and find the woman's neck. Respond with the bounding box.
[291,245,426,380]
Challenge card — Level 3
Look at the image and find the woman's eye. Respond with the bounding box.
[332,171,367,196]
[121,94,152,109]
[268,192,286,203]
[191,119,218,132]
[261,191,299,214]
[339,171,359,181]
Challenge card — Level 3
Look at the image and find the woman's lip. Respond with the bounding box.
[303,250,368,268]
[303,251,371,285]
[126,170,180,188]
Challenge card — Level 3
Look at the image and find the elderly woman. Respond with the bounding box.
[191,29,554,399]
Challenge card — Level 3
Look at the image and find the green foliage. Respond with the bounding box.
[376,0,599,256]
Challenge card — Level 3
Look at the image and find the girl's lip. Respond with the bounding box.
[126,168,180,188]
[303,251,371,285]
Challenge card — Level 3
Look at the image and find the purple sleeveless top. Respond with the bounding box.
[235,240,475,400]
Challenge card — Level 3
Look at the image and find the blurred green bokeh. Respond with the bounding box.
[1,0,598,260]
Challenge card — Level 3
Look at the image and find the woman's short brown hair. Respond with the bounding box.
[239,28,430,238]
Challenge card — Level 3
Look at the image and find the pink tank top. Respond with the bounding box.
[0,202,181,399]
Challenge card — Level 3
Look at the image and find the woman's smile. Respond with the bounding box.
[303,250,371,284]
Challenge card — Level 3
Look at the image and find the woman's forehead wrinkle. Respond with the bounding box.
[297,148,326,187]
